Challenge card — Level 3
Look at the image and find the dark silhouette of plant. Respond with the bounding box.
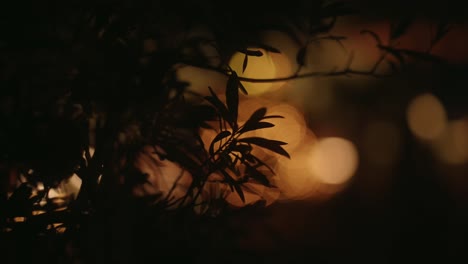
[0,0,455,262]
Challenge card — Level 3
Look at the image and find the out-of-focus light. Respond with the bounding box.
[88,146,95,158]
[275,133,318,200]
[237,97,274,123]
[200,126,219,152]
[48,188,62,199]
[13,217,26,222]
[32,210,46,216]
[407,93,447,141]
[229,48,291,96]
[308,137,359,185]
[255,103,307,153]
[362,121,401,167]
[47,173,82,200]
[36,181,45,191]
[432,119,468,165]
[48,223,67,234]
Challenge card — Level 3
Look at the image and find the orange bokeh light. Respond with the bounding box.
[407,93,447,141]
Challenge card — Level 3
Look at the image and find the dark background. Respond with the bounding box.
[1,0,468,263]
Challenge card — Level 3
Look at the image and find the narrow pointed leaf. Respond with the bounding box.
[238,137,290,158]
[239,107,266,133]
[262,115,284,120]
[245,165,271,187]
[242,54,248,73]
[219,169,235,192]
[226,72,239,129]
[240,121,274,133]
[233,183,245,203]
[232,144,252,154]
[250,154,276,175]
[239,82,248,95]
[239,49,263,56]
[209,130,231,156]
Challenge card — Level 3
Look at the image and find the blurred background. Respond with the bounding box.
[1,0,468,263]
[183,1,468,263]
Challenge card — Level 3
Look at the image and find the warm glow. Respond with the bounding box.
[13,217,26,222]
[308,137,359,185]
[229,48,291,96]
[48,173,82,200]
[275,133,318,200]
[407,93,447,140]
[362,121,401,166]
[255,103,307,153]
[432,119,468,165]
[37,181,45,191]
[32,210,46,216]
[199,126,220,152]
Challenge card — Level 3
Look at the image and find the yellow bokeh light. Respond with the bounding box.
[255,103,307,153]
[229,48,291,96]
[275,133,319,200]
[308,137,359,185]
[432,119,468,165]
[407,93,447,141]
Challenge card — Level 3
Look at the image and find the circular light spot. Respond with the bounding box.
[432,119,468,164]
[275,133,318,200]
[407,93,447,140]
[255,103,307,153]
[308,137,359,185]
[229,48,290,96]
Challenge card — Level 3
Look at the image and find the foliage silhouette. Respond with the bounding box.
[0,0,455,262]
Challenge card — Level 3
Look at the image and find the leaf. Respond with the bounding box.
[239,107,266,133]
[205,86,233,127]
[390,17,414,40]
[249,107,267,121]
[233,183,245,203]
[238,137,290,158]
[232,144,252,154]
[240,121,274,134]
[245,165,271,186]
[239,82,248,95]
[209,130,232,156]
[250,154,276,175]
[226,72,239,129]
[262,115,285,120]
[242,54,248,73]
[239,49,263,57]
[296,46,307,66]
[219,169,235,192]
[227,161,241,177]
